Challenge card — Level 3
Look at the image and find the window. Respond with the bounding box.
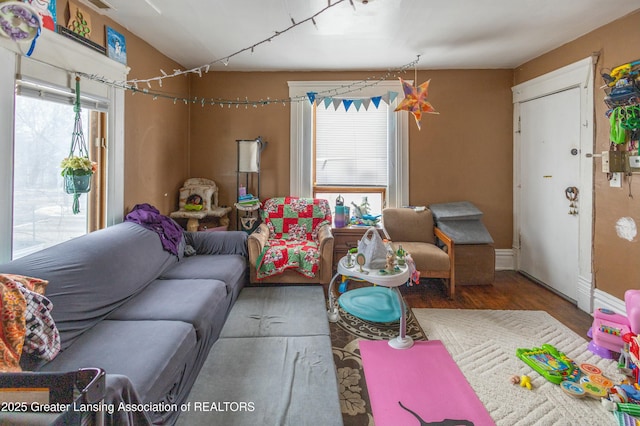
[12,95,106,259]
[0,33,127,263]
[313,101,388,215]
[288,80,409,214]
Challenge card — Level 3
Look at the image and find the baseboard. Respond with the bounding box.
[495,249,514,270]
[593,288,625,315]
[576,275,593,313]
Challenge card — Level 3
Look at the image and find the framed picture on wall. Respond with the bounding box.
[24,0,56,31]
[67,1,92,39]
[106,26,127,65]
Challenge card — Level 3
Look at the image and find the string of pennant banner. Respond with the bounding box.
[307,91,399,111]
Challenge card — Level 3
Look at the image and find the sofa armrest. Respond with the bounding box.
[316,223,334,251]
[434,226,454,256]
[316,223,335,283]
[184,231,248,257]
[247,223,269,263]
[435,226,455,274]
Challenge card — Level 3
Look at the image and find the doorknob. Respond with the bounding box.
[565,187,579,215]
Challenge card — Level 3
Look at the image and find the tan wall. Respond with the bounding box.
[190,70,514,247]
[56,0,190,216]
[515,10,640,299]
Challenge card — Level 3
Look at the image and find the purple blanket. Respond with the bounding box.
[125,204,183,256]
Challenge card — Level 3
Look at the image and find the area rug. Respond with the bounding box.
[329,304,427,426]
[413,309,622,426]
[360,340,494,426]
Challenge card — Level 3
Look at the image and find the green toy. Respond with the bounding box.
[516,344,580,385]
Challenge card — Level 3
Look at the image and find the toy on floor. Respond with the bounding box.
[588,289,640,359]
[510,374,532,390]
[516,344,580,385]
[602,399,640,417]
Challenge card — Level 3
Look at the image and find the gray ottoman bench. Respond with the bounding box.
[429,201,496,286]
[177,286,343,426]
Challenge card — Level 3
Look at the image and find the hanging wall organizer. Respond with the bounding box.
[599,59,640,196]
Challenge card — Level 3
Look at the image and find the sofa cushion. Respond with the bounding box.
[107,279,229,341]
[160,255,246,294]
[396,241,450,272]
[221,286,329,338]
[0,222,179,351]
[256,239,320,279]
[40,320,196,404]
[382,208,436,245]
[180,335,343,426]
[184,231,247,257]
[429,201,483,221]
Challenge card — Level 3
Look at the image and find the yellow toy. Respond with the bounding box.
[510,374,532,390]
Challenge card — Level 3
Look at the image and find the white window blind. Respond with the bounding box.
[16,76,110,112]
[315,102,388,187]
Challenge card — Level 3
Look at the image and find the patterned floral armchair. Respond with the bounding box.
[247,197,334,284]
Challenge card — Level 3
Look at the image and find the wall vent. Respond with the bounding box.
[77,0,116,14]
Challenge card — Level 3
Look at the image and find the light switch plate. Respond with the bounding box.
[610,172,622,188]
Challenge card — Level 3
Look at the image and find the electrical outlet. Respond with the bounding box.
[630,155,640,170]
[610,172,622,188]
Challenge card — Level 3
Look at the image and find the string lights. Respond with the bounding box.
[77,57,419,108]
[76,0,422,108]
[125,0,349,88]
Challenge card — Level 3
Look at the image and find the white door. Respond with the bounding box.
[519,87,581,301]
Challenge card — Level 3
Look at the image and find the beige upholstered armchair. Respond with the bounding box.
[382,207,456,298]
[247,197,334,284]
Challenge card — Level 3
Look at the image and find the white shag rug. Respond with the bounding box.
[413,309,621,426]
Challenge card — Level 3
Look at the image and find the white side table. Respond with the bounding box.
[327,256,413,349]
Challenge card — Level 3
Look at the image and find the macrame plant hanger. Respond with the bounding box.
[66,76,91,215]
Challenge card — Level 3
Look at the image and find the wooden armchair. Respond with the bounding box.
[248,197,334,284]
[382,207,456,298]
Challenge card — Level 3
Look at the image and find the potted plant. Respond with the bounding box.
[60,155,97,195]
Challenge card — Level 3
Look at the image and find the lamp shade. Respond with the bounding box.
[237,139,262,172]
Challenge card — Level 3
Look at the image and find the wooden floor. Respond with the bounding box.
[399,270,594,338]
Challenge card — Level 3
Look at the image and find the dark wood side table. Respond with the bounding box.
[331,225,387,271]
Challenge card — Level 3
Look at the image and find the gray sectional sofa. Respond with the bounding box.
[0,222,248,425]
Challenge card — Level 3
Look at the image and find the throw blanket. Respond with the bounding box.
[125,203,183,256]
[256,239,321,279]
[0,274,60,372]
[256,197,331,279]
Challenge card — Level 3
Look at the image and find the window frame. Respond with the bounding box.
[0,30,128,262]
[312,101,388,210]
[288,80,409,209]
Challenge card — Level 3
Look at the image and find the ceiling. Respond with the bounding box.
[89,0,639,72]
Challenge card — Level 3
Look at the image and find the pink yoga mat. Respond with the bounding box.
[360,340,495,426]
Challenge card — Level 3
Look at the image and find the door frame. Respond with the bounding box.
[512,57,595,313]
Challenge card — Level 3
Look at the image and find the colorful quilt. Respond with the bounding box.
[256,197,332,279]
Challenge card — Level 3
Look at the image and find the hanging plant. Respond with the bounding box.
[60,156,96,193]
[61,76,96,214]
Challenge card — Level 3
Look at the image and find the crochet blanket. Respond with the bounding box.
[0,274,60,372]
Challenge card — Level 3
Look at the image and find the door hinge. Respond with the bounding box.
[515,116,521,134]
